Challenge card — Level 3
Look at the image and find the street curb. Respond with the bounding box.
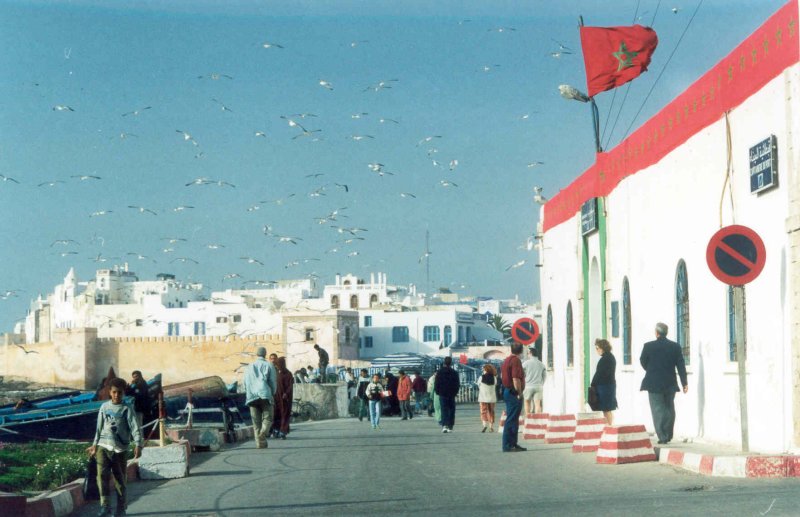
[657,447,800,478]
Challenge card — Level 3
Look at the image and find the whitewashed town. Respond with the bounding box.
[1,0,799,516]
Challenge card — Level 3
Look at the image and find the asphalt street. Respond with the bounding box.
[74,404,800,517]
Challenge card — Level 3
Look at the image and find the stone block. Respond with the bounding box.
[138,441,190,480]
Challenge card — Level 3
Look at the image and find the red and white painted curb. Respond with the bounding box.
[658,447,800,478]
[523,413,548,440]
[596,425,656,464]
[544,414,576,444]
[498,410,525,433]
[572,412,606,453]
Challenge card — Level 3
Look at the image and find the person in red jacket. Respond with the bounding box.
[411,370,427,415]
[397,370,414,420]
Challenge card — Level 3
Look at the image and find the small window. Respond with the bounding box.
[343,280,351,286]
[546,305,553,369]
[331,295,340,309]
[350,294,358,309]
[364,336,373,348]
[566,301,574,367]
[392,326,409,343]
[345,326,351,342]
[676,259,690,365]
[216,316,228,323]
[370,294,378,307]
[194,322,205,335]
[423,326,440,342]
[623,277,632,365]
[364,315,372,327]
[168,322,179,336]
[232,314,242,323]
[305,328,314,341]
[443,325,452,346]
[610,301,620,337]
[135,319,143,327]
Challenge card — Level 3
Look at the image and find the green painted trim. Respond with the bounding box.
[582,198,609,393]
[582,234,590,393]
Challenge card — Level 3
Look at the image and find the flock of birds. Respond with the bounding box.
[1,6,700,326]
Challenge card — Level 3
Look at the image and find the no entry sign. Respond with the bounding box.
[706,225,766,285]
[511,318,540,345]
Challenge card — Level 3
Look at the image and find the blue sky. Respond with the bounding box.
[0,0,786,332]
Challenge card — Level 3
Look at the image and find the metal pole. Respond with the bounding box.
[158,392,166,447]
[733,285,749,452]
[591,99,602,153]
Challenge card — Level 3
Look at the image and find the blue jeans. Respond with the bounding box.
[414,392,425,413]
[503,388,522,451]
[439,396,456,429]
[368,400,381,427]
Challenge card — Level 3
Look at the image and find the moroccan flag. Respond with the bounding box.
[580,24,658,97]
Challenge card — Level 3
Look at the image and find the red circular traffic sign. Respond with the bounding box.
[511,318,540,345]
[706,225,766,285]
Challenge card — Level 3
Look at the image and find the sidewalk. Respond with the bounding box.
[654,438,800,478]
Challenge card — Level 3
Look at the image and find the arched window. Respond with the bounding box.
[546,305,553,369]
[343,280,351,286]
[622,277,632,365]
[350,294,358,309]
[369,294,378,307]
[566,301,574,367]
[675,259,690,365]
[330,295,339,309]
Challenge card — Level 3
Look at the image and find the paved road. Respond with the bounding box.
[74,405,800,516]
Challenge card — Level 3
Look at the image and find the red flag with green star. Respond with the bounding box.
[580,25,658,97]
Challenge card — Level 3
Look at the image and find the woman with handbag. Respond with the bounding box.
[591,338,618,425]
[478,364,498,432]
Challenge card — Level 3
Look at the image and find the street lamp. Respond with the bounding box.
[558,84,602,153]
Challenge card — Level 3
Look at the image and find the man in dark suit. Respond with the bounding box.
[640,322,688,444]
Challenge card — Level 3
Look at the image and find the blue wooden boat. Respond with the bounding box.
[0,375,162,443]
[0,390,82,416]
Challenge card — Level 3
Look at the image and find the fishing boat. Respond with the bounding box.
[0,390,82,416]
[0,374,162,443]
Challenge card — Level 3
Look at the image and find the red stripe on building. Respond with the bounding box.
[543,0,799,232]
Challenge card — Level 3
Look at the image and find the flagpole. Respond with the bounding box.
[580,15,603,154]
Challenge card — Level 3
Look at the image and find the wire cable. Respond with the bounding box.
[621,0,704,142]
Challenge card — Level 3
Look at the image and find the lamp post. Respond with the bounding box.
[559,84,602,153]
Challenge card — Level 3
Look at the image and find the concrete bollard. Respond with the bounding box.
[595,425,656,464]
[544,414,577,444]
[138,440,191,479]
[572,412,607,452]
[523,413,549,440]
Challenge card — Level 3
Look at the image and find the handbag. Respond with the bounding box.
[82,456,99,501]
[588,386,600,411]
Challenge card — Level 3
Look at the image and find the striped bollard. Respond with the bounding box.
[595,425,656,464]
[523,413,549,440]
[572,412,606,452]
[544,414,576,444]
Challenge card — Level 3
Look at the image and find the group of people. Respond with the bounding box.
[243,348,296,447]
[292,344,331,384]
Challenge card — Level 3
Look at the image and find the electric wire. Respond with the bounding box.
[621,0,704,142]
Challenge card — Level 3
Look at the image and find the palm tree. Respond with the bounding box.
[488,315,511,340]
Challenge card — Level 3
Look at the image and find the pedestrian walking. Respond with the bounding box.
[126,370,150,429]
[522,347,546,415]
[397,370,413,420]
[243,347,278,449]
[365,373,384,429]
[314,344,329,382]
[478,364,497,432]
[428,371,441,421]
[640,322,689,444]
[86,377,143,517]
[591,339,617,425]
[434,356,460,433]
[272,356,294,439]
[344,367,356,399]
[501,343,526,452]
[384,371,400,416]
[412,370,427,415]
[356,369,370,421]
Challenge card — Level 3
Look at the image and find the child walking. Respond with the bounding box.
[87,377,143,517]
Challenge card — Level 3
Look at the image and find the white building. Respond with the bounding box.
[357,307,502,359]
[538,1,799,452]
[322,272,424,310]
